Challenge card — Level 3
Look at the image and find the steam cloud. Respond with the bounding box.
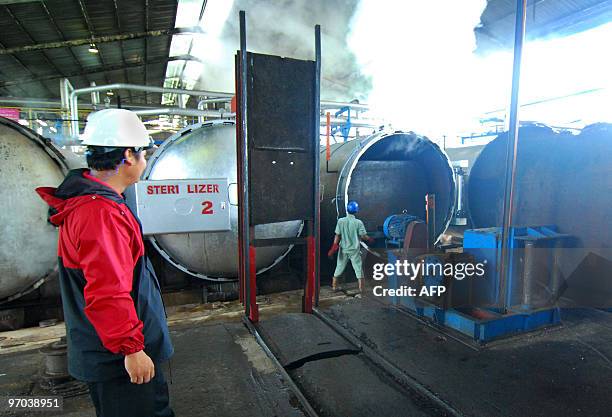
[347,0,490,139]
[188,1,612,137]
[191,0,372,102]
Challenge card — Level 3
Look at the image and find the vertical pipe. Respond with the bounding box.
[60,78,73,138]
[305,235,315,313]
[326,112,331,161]
[249,245,258,322]
[426,194,436,249]
[313,24,322,307]
[197,98,204,124]
[456,169,463,214]
[90,82,100,109]
[239,10,252,318]
[522,240,535,307]
[498,0,528,313]
[71,94,79,138]
[235,55,244,306]
[550,239,563,302]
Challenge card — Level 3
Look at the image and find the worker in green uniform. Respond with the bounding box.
[327,200,374,297]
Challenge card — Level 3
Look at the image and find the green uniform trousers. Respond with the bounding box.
[334,249,364,279]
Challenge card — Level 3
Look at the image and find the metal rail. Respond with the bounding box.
[242,318,320,417]
[241,291,464,417]
[313,308,464,417]
[134,108,233,118]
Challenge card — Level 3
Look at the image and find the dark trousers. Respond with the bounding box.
[87,366,174,417]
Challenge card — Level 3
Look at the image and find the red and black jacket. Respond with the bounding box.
[36,169,173,382]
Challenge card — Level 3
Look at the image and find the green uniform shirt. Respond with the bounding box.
[334,214,367,253]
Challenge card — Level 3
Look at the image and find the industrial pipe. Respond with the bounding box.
[193,97,372,125]
[68,82,373,136]
[197,98,233,123]
[69,83,234,137]
[0,97,175,111]
[499,0,528,312]
[134,108,234,118]
[322,117,378,129]
[321,100,369,111]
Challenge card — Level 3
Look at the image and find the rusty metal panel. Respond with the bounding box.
[247,52,316,225]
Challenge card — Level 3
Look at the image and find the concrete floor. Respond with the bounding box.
[0,323,306,417]
[1,286,611,417]
[0,289,347,417]
[321,296,612,417]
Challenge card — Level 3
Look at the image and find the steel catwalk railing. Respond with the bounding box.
[67,79,374,137]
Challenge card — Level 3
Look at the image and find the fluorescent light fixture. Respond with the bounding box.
[37,119,48,127]
[106,90,114,96]
[88,43,99,53]
[50,127,57,133]
[18,119,28,126]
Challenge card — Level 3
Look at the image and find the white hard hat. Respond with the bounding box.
[81,109,152,148]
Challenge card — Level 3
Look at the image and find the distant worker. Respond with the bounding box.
[327,200,374,297]
[36,109,174,417]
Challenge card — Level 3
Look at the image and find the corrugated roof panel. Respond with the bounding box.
[1,0,609,106]
[477,0,612,52]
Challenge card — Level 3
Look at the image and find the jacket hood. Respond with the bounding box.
[36,168,125,226]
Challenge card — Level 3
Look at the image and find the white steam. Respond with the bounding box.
[347,1,612,139]
[347,0,490,139]
[174,0,611,137]
[188,0,371,101]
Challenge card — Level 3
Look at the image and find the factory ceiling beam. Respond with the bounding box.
[161,2,180,107]
[0,55,199,88]
[0,38,54,97]
[76,0,114,90]
[40,0,91,88]
[0,0,40,4]
[110,0,133,103]
[144,0,150,103]
[174,0,207,106]
[0,27,202,55]
[4,4,68,94]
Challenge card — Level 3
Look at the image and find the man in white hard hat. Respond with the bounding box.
[36,109,174,417]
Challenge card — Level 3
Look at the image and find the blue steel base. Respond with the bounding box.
[386,250,561,344]
[397,297,561,344]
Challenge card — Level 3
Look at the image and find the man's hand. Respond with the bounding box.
[327,242,339,258]
[362,235,375,244]
[125,350,155,384]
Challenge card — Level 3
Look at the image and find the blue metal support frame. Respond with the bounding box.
[385,224,569,344]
